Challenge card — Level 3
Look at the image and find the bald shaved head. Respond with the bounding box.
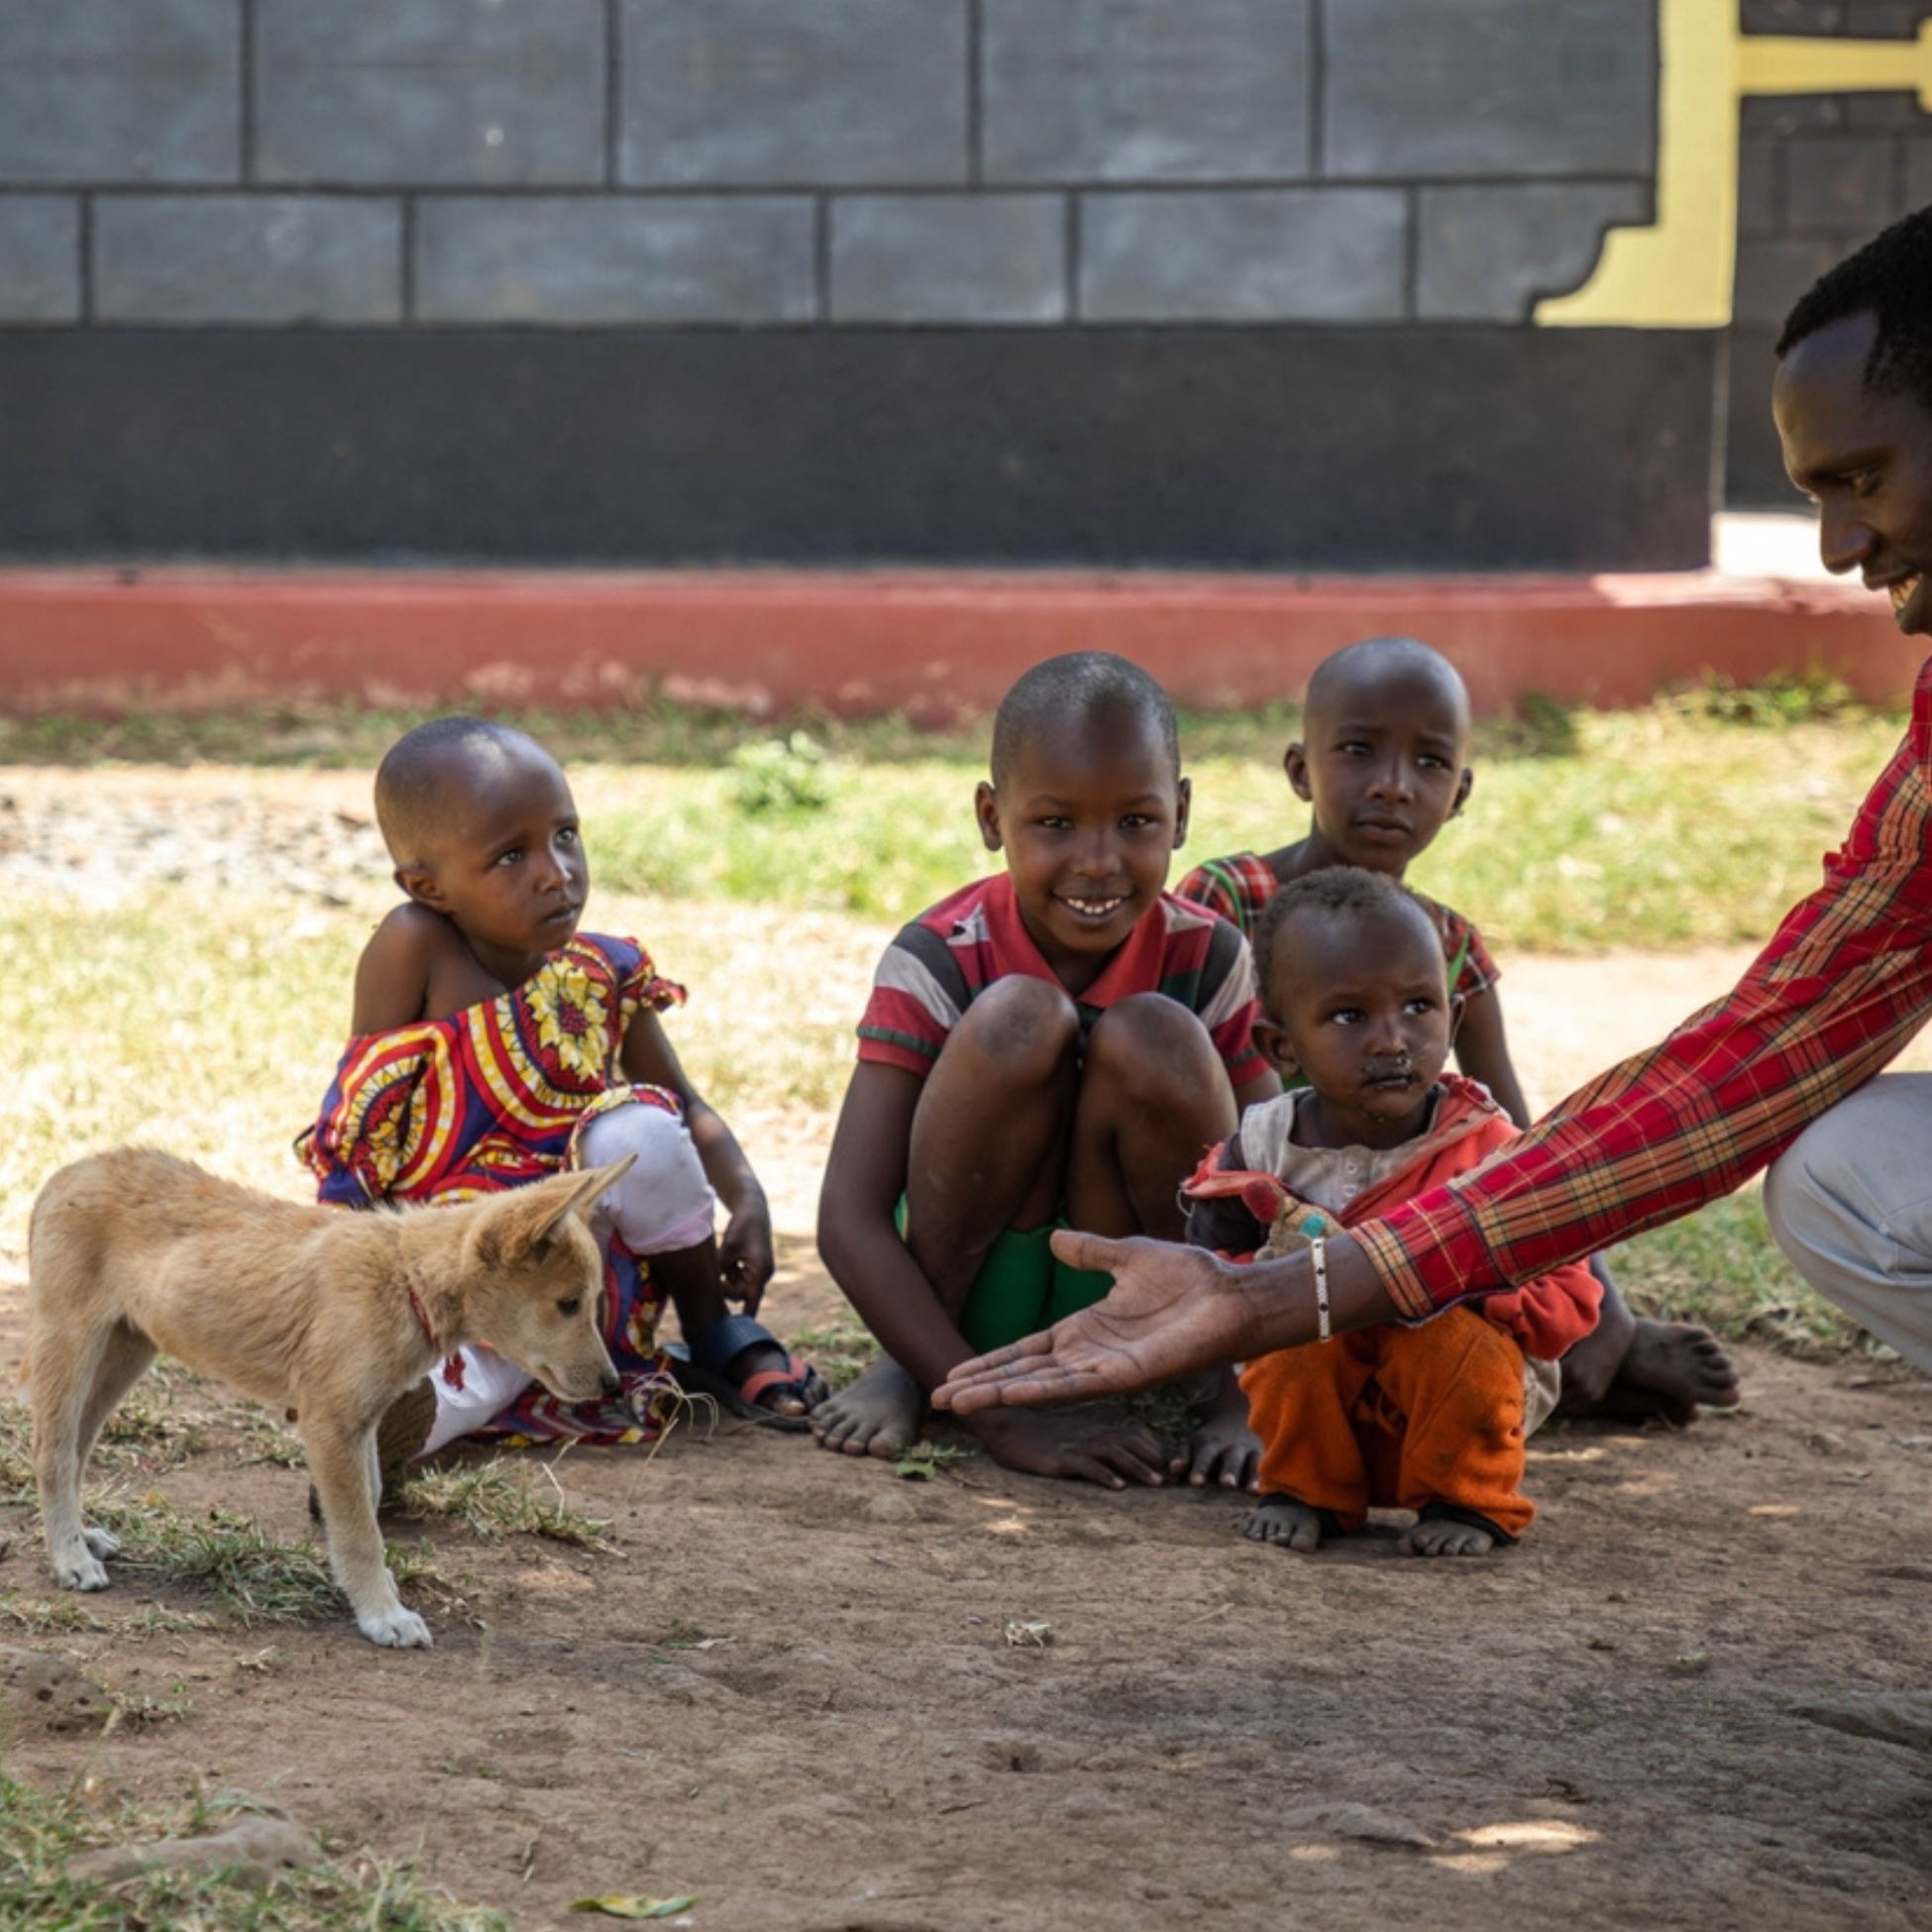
[1304,637,1469,741]
[375,716,559,870]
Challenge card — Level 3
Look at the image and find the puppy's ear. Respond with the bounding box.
[479,1155,636,1266]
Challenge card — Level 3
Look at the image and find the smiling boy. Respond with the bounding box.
[813,653,1279,1487]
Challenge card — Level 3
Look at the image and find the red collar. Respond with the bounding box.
[406,1276,466,1393]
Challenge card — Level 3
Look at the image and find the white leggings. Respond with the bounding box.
[420,1102,717,1454]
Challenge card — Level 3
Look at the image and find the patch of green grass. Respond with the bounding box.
[90,1498,460,1630]
[787,1319,881,1393]
[891,1443,972,1482]
[1611,1186,1879,1361]
[399,1458,613,1550]
[0,1771,510,1932]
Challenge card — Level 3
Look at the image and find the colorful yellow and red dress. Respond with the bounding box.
[298,932,684,1445]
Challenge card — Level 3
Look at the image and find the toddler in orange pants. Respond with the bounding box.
[1184,868,1599,1556]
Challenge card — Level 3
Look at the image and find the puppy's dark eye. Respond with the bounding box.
[556,1296,582,1317]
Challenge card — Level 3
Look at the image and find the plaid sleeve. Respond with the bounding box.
[856,922,964,1078]
[1174,860,1246,933]
[1447,909,1500,1001]
[1356,670,1932,1317]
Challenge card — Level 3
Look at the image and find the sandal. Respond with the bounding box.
[670,1314,824,1433]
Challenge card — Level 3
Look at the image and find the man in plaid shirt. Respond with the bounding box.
[936,208,1932,1421]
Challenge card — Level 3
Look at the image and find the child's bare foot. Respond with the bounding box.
[810,1356,923,1458]
[968,1406,1166,1491]
[1240,1495,1325,1552]
[1604,1319,1741,1424]
[1172,1412,1262,1490]
[1399,1514,1496,1557]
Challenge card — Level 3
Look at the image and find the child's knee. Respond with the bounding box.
[578,1102,717,1255]
[1085,995,1220,1099]
[947,977,1081,1083]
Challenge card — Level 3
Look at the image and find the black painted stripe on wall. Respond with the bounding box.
[0,326,1717,572]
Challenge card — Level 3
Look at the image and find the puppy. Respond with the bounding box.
[26,1146,636,1649]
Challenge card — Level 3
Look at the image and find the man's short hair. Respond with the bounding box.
[374,715,543,867]
[989,652,1180,788]
[1251,866,1440,1016]
[1775,204,1932,414]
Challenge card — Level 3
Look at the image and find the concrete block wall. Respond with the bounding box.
[1727,0,1932,502]
[0,0,1660,330]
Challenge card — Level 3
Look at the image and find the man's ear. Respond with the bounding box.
[1172,774,1192,849]
[974,780,1004,854]
[1252,1020,1302,1082]
[1284,743,1313,804]
[1449,767,1474,819]
[394,863,446,911]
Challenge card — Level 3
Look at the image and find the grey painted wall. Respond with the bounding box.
[0,0,1660,330]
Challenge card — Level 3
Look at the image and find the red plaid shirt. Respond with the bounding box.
[1356,657,1932,1317]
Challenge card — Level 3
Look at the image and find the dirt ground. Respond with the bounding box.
[4,767,1932,1928]
[3,1286,1931,1932]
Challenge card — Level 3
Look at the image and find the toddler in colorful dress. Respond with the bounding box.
[300,716,824,1474]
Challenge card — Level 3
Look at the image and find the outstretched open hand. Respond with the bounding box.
[934,1230,1258,1414]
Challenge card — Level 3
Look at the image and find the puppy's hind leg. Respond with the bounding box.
[303,1417,431,1651]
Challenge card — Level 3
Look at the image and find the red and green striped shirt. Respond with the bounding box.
[857,873,1264,1088]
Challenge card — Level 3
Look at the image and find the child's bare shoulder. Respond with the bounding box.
[351,904,462,1034]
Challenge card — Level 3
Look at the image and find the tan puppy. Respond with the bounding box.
[26,1146,635,1650]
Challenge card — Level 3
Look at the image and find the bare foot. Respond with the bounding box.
[968,1407,1166,1491]
[1399,1514,1496,1557]
[1601,1320,1741,1426]
[810,1356,923,1459]
[1240,1495,1325,1552]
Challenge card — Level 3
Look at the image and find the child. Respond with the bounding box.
[1176,635,1740,1425]
[814,653,1281,1489]
[1186,869,1602,1555]
[300,716,824,1473]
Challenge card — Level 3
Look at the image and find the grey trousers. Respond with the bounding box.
[1764,1073,1932,1374]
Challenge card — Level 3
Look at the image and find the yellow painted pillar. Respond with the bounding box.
[1537,8,1932,328]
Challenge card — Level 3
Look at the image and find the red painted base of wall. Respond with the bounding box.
[0,567,1917,721]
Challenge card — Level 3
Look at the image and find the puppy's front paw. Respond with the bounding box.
[81,1524,122,1559]
[54,1549,110,1592]
[358,1605,433,1650]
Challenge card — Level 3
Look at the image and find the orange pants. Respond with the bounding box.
[1239,1307,1535,1539]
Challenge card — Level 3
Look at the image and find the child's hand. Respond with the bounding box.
[719,1198,776,1313]
[1173,1413,1262,1492]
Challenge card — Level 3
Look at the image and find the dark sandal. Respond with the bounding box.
[672,1314,822,1432]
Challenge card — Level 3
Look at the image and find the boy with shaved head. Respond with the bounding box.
[1179,636,1738,1426]
[815,652,1280,1488]
[303,715,822,1481]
